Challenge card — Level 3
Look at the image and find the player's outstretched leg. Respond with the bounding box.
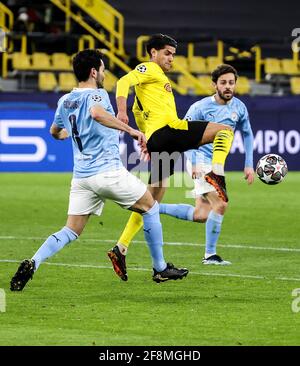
[10,259,35,291]
[152,262,189,283]
[10,226,79,291]
[107,245,128,281]
[204,171,228,202]
[142,201,189,283]
[204,129,234,202]
[107,211,143,281]
[202,254,231,265]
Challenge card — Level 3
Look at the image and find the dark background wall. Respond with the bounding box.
[108,0,300,52]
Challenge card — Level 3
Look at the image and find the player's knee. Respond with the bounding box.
[193,211,207,223]
[213,200,228,215]
[131,190,155,213]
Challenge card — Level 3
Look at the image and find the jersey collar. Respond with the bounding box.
[72,87,98,91]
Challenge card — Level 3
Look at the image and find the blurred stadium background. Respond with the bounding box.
[0,0,300,172]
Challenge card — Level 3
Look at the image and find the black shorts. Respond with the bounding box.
[147,121,209,184]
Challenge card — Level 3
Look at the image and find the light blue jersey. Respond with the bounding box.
[53,88,122,178]
[184,95,253,168]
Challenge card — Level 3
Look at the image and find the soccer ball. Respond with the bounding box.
[256,154,288,185]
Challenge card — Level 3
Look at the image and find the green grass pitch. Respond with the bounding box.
[0,172,300,345]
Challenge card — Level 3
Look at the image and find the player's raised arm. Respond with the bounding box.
[116,96,129,124]
[49,123,69,140]
[240,105,255,185]
[90,104,146,146]
[116,72,139,124]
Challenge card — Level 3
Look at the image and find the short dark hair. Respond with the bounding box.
[211,64,238,83]
[146,33,177,56]
[72,49,103,82]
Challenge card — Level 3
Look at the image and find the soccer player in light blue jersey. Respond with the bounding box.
[10,49,188,291]
[159,64,255,265]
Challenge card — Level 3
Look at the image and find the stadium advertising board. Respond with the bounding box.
[0,103,299,172]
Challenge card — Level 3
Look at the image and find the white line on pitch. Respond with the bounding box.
[0,236,299,253]
[1,259,299,282]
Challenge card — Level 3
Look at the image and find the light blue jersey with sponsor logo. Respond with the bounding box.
[184,95,253,167]
[53,88,122,178]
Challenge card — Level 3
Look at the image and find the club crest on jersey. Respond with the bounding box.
[164,83,172,92]
[136,64,147,73]
[91,94,102,102]
[231,111,238,121]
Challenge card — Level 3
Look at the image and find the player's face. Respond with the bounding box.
[95,60,105,88]
[214,73,236,102]
[151,45,176,72]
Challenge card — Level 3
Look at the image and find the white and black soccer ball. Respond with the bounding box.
[256,154,288,185]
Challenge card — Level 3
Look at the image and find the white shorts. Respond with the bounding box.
[68,167,147,216]
[186,160,216,197]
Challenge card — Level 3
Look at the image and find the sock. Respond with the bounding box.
[205,211,224,258]
[117,243,128,255]
[32,226,78,270]
[160,203,194,221]
[212,129,234,176]
[118,212,143,248]
[142,201,167,272]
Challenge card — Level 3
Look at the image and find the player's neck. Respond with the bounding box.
[214,94,230,105]
[78,80,97,89]
[150,59,163,71]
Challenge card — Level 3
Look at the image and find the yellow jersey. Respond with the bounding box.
[116,61,188,139]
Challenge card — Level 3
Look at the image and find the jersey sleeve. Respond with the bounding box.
[88,91,105,110]
[116,63,158,98]
[239,104,254,168]
[53,99,65,128]
[102,90,115,116]
[184,102,204,121]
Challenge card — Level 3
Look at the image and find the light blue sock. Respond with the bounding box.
[159,203,194,221]
[205,211,224,257]
[32,226,78,270]
[142,201,167,272]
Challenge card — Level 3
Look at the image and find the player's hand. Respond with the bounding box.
[117,111,129,124]
[132,130,150,161]
[129,128,147,146]
[59,128,69,140]
[140,148,150,162]
[244,167,255,185]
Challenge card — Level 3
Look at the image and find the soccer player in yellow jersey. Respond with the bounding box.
[107,34,234,281]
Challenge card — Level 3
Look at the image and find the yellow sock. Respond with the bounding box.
[117,212,143,248]
[212,129,234,175]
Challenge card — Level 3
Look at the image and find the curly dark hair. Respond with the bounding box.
[72,49,103,82]
[211,64,238,83]
[146,34,177,56]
